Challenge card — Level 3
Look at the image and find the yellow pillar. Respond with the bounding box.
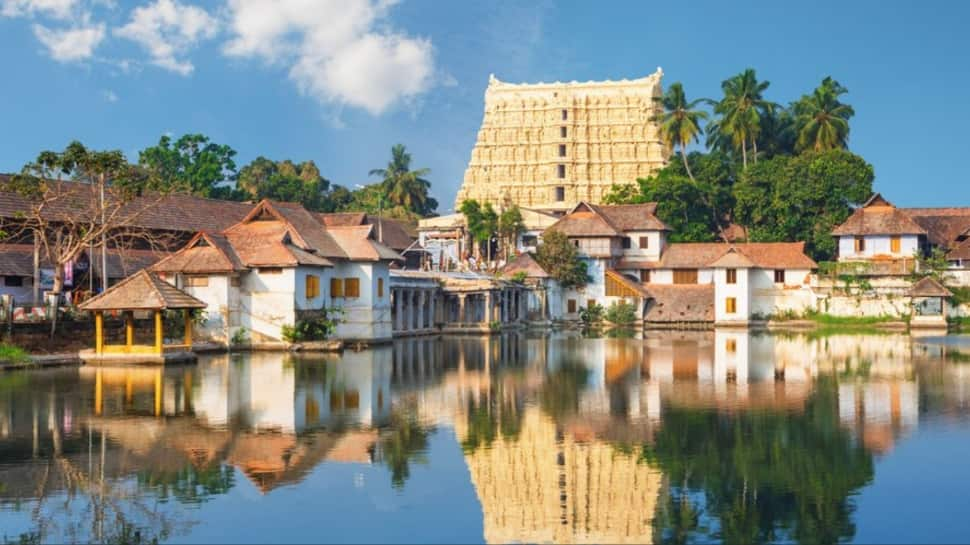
[125,374,133,406]
[125,311,134,351]
[183,309,192,348]
[154,368,162,417]
[95,312,104,355]
[94,367,103,416]
[154,310,163,354]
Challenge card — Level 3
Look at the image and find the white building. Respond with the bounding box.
[153,199,402,344]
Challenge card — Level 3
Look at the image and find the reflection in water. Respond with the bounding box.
[0,332,969,543]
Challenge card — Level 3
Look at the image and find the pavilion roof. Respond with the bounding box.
[907,276,953,298]
[79,270,206,311]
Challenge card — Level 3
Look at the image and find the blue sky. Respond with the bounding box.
[0,0,966,211]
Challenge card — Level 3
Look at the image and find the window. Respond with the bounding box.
[3,276,23,287]
[726,339,737,353]
[567,299,577,313]
[377,277,384,298]
[330,277,344,298]
[555,186,565,201]
[854,236,865,253]
[561,109,568,120]
[774,269,785,284]
[726,268,737,284]
[640,269,651,283]
[587,299,597,309]
[305,274,320,299]
[673,269,698,284]
[230,276,241,287]
[344,277,361,298]
[639,236,649,249]
[560,126,567,138]
[573,239,580,247]
[725,297,737,314]
[259,267,283,275]
[522,235,538,247]
[184,275,208,287]
[558,144,566,157]
[621,237,632,249]
[557,164,566,179]
[891,236,901,253]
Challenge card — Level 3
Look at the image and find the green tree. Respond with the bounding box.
[138,134,239,198]
[375,407,434,489]
[733,149,874,260]
[237,157,332,211]
[653,82,709,181]
[534,229,589,288]
[793,76,855,153]
[369,144,437,217]
[708,69,775,168]
[497,205,525,260]
[460,199,498,261]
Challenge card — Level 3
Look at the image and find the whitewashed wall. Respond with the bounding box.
[620,230,664,261]
[240,267,297,341]
[749,268,815,318]
[181,274,232,341]
[331,261,393,341]
[837,234,919,260]
[713,267,750,323]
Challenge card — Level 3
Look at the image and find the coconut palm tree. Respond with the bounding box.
[652,82,708,181]
[707,69,775,168]
[369,144,433,216]
[793,76,855,153]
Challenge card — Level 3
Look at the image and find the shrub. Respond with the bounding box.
[230,327,249,346]
[510,271,528,284]
[605,301,638,325]
[282,315,336,342]
[0,343,30,364]
[579,302,604,324]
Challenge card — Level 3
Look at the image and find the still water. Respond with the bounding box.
[1,331,970,544]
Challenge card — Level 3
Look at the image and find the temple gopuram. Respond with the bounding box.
[455,68,669,212]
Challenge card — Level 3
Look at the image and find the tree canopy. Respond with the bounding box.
[370,144,438,217]
[237,157,334,211]
[138,134,238,198]
[534,230,589,288]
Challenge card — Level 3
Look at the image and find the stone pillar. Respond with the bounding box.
[406,290,416,331]
[520,289,529,322]
[501,290,509,322]
[458,294,467,324]
[484,291,493,324]
[417,290,426,332]
[393,289,403,332]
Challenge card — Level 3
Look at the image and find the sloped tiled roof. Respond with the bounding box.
[0,243,164,278]
[644,284,715,323]
[832,193,927,236]
[947,238,970,261]
[903,208,970,248]
[326,225,402,261]
[152,232,245,274]
[79,270,206,311]
[0,175,254,233]
[501,252,550,279]
[225,221,333,267]
[658,242,817,270]
[907,276,953,297]
[548,201,668,236]
[266,201,346,258]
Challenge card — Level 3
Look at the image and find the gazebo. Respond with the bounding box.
[78,270,207,363]
[908,276,953,329]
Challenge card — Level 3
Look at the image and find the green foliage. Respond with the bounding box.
[653,82,709,179]
[0,343,29,364]
[706,68,776,168]
[230,327,249,346]
[509,271,528,284]
[460,199,498,258]
[497,205,525,259]
[163,309,207,339]
[281,314,337,342]
[377,407,434,488]
[369,144,437,217]
[949,286,970,305]
[534,230,589,288]
[733,149,874,260]
[579,302,604,324]
[914,247,950,283]
[792,77,855,153]
[138,134,239,198]
[137,463,235,505]
[237,157,334,211]
[644,378,874,544]
[604,301,638,325]
[539,359,590,419]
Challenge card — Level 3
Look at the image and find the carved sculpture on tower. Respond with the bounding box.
[456,68,669,211]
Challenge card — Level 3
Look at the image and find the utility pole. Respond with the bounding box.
[100,173,107,293]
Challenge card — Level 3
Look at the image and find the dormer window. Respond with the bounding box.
[621,237,632,249]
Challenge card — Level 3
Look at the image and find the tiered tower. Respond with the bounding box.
[455,68,669,212]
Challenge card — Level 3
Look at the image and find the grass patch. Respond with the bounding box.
[0,343,30,365]
[806,312,899,326]
[948,316,970,331]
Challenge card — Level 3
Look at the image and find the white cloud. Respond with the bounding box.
[1,0,78,19]
[32,21,105,61]
[223,0,435,115]
[102,89,118,102]
[114,0,218,76]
